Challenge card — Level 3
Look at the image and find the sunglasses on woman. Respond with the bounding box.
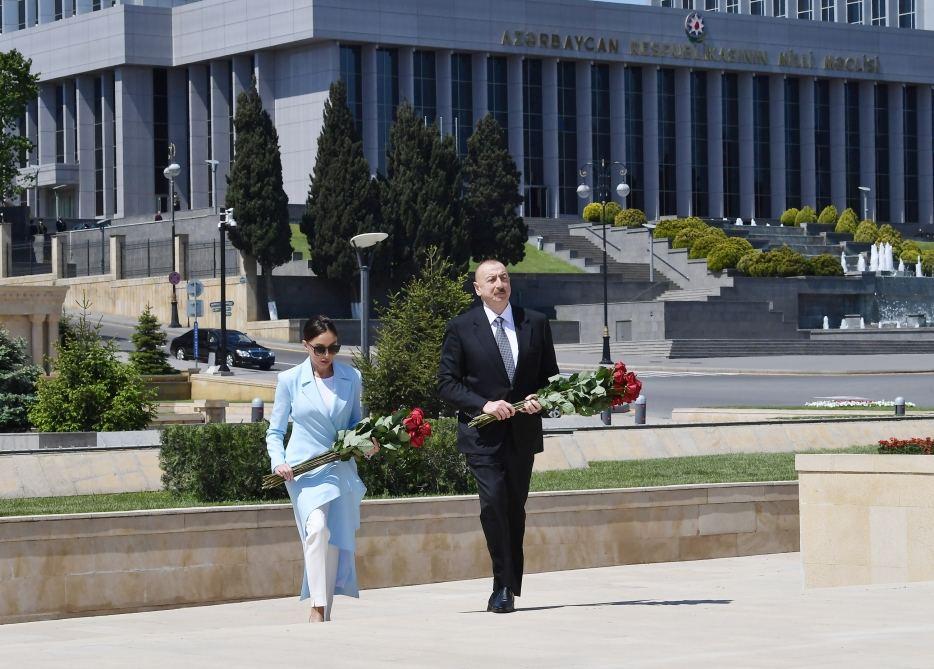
[306,343,341,356]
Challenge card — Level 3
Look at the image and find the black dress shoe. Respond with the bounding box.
[487,586,515,613]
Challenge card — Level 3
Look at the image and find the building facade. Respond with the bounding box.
[1,0,933,225]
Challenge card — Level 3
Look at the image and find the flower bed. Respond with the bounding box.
[878,437,934,454]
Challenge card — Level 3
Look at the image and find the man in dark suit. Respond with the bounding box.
[438,259,559,614]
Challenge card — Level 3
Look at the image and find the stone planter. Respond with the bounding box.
[796,454,934,588]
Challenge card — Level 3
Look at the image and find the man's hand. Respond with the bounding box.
[521,394,543,414]
[482,400,516,421]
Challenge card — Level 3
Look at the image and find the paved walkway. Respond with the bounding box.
[3,553,932,668]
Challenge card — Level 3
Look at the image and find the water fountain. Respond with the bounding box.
[857,253,867,272]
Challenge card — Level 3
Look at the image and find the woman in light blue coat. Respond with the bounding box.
[266,316,372,623]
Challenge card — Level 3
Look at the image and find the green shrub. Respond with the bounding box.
[706,238,754,273]
[816,205,838,226]
[356,417,476,496]
[834,208,859,235]
[921,250,934,275]
[736,250,761,275]
[808,253,845,276]
[853,219,878,243]
[129,304,177,375]
[780,208,799,226]
[741,245,811,277]
[687,230,729,259]
[672,225,713,250]
[875,224,903,255]
[0,328,40,432]
[582,201,621,224]
[900,241,921,265]
[160,422,284,502]
[794,206,817,225]
[613,208,647,228]
[653,217,706,240]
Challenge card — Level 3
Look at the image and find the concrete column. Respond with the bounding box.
[115,67,154,218]
[788,0,799,18]
[642,66,659,222]
[576,61,593,219]
[398,47,414,105]
[232,55,252,108]
[29,314,45,364]
[109,233,124,279]
[472,53,488,129]
[26,100,38,167]
[168,68,190,210]
[0,222,10,278]
[507,55,525,211]
[361,45,379,172]
[858,81,876,219]
[436,50,453,136]
[188,64,210,209]
[75,75,95,218]
[800,77,817,208]
[51,233,64,278]
[39,0,54,23]
[674,68,691,217]
[25,0,37,27]
[253,51,275,116]
[738,73,754,219]
[542,58,559,219]
[75,0,91,14]
[769,75,787,217]
[888,83,904,223]
[918,87,933,226]
[834,0,845,21]
[46,313,59,361]
[38,82,56,165]
[210,60,231,209]
[828,79,846,210]
[63,79,77,164]
[707,71,724,219]
[1,0,18,32]
[101,71,115,218]
[609,64,626,206]
[175,233,188,278]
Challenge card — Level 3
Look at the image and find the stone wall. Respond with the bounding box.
[0,481,798,623]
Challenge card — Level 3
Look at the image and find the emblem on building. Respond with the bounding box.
[684,12,705,43]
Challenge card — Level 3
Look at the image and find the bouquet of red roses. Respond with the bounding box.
[261,408,432,489]
[468,361,642,429]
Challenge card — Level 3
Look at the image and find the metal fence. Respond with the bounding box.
[186,240,240,279]
[10,240,51,276]
[60,236,110,277]
[121,239,174,280]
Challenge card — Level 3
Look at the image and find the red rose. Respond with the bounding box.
[613,361,627,387]
[410,421,432,448]
[622,372,642,403]
[403,408,425,432]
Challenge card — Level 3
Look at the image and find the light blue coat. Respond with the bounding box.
[266,358,366,600]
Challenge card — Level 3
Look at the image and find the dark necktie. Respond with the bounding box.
[493,316,516,382]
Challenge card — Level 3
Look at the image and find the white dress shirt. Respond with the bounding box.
[483,302,519,364]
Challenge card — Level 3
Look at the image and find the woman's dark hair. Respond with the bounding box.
[302,315,338,342]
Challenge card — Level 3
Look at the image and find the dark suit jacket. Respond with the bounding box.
[438,304,559,455]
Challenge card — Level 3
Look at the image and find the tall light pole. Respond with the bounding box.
[350,232,388,362]
[643,221,656,283]
[577,159,628,365]
[206,159,219,216]
[858,185,871,221]
[163,161,182,327]
[218,208,237,374]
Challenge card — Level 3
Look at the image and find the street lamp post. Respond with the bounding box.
[350,232,388,362]
[577,159,628,366]
[163,162,182,328]
[206,160,219,216]
[858,185,871,221]
[644,222,656,283]
[218,208,237,374]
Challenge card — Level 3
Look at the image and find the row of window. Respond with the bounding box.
[0,0,115,33]
[659,0,914,27]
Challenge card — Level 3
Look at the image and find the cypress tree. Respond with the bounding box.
[382,103,469,286]
[129,304,177,375]
[462,114,526,265]
[0,327,40,432]
[300,81,384,290]
[225,86,292,317]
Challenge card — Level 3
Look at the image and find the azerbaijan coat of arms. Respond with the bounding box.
[684,11,706,43]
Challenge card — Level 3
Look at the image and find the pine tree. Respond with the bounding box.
[463,114,526,265]
[225,86,293,318]
[0,327,40,432]
[129,304,177,375]
[300,81,385,291]
[382,103,469,287]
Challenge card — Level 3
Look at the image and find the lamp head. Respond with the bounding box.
[350,232,389,249]
[163,163,181,180]
[616,183,631,199]
[858,185,871,193]
[576,183,592,200]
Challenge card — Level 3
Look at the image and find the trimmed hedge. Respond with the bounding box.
[688,230,729,259]
[780,208,799,226]
[807,253,845,277]
[853,219,878,243]
[817,205,838,226]
[794,206,817,225]
[835,208,858,235]
[741,245,811,277]
[582,201,622,224]
[706,237,753,272]
[653,217,706,240]
[614,208,647,228]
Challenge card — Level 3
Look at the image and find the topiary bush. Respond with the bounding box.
[613,208,647,228]
[808,253,845,276]
[853,219,878,243]
[875,224,903,255]
[780,208,799,226]
[356,417,477,496]
[794,206,817,225]
[687,229,729,259]
[921,250,934,275]
[835,208,859,235]
[741,245,811,277]
[582,201,621,224]
[736,249,762,275]
[653,217,706,240]
[672,225,714,250]
[706,237,754,272]
[160,422,284,502]
[817,205,838,226]
[900,241,922,265]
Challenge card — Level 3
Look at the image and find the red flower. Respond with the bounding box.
[403,408,431,448]
[613,361,627,387]
[621,371,642,403]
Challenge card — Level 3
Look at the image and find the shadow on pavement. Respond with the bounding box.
[462,598,732,613]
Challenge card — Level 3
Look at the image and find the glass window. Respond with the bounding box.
[17,0,25,30]
[820,0,835,21]
[903,86,918,223]
[340,45,363,135]
[846,0,863,23]
[725,0,739,12]
[785,79,801,208]
[661,0,673,7]
[94,76,103,217]
[773,0,786,17]
[414,50,436,127]
[753,76,770,218]
[844,82,861,212]
[871,0,886,25]
[898,0,915,28]
[690,71,708,217]
[451,53,472,158]
[377,48,399,173]
[874,84,890,221]
[522,59,545,217]
[153,68,168,211]
[657,68,676,217]
[55,84,65,163]
[624,67,644,212]
[54,0,62,20]
[228,60,234,161]
[750,0,765,15]
[591,64,610,171]
[814,80,831,211]
[797,0,813,19]
[705,0,718,11]
[722,73,739,218]
[557,62,578,216]
[487,56,508,145]
[205,67,212,208]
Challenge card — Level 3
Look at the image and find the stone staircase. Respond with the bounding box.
[715,223,846,257]
[655,287,724,302]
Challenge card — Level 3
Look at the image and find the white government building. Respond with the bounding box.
[1,0,933,225]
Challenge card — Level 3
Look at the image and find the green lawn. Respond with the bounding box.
[290,223,310,258]
[915,241,934,251]
[0,446,879,517]
[469,243,584,274]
